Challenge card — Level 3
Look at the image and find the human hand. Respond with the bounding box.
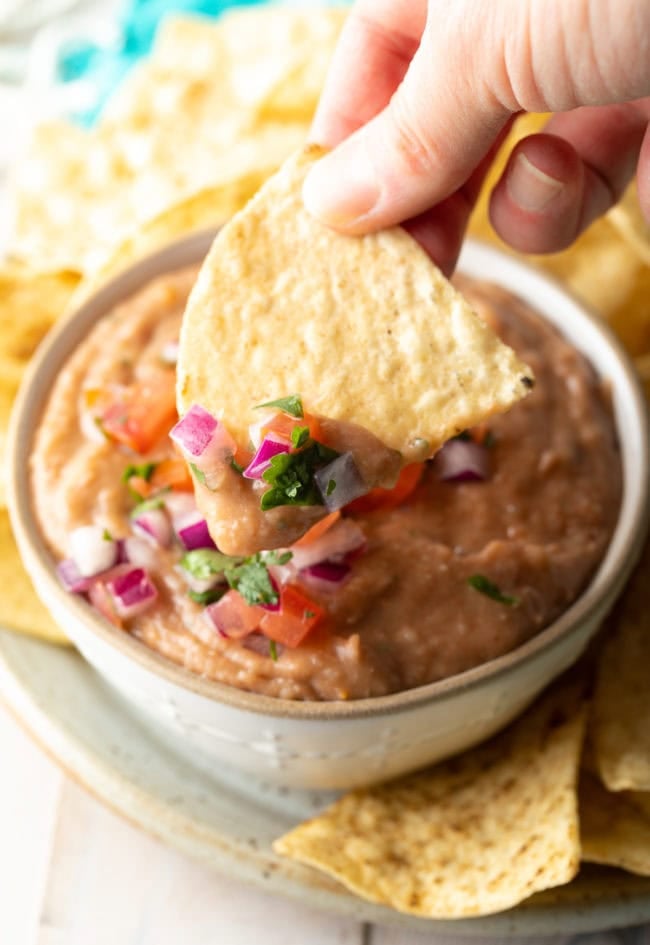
[303,0,650,274]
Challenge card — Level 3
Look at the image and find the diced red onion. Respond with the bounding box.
[174,510,216,550]
[243,632,283,658]
[160,340,179,365]
[69,525,118,577]
[106,567,158,618]
[204,590,261,639]
[57,558,95,593]
[243,432,292,480]
[300,560,351,593]
[434,439,488,482]
[132,508,172,548]
[314,453,368,511]
[289,519,366,571]
[122,536,159,571]
[169,404,236,478]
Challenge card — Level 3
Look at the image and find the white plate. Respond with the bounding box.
[2,626,650,938]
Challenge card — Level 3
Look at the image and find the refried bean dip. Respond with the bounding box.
[31,267,621,700]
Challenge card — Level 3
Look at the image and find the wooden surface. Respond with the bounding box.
[2,698,650,945]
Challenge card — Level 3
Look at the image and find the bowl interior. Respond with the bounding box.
[7,234,650,720]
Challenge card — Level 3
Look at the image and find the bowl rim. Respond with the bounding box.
[8,231,650,721]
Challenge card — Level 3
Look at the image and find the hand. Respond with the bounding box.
[303,0,650,273]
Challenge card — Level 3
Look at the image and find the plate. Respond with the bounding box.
[2,627,650,937]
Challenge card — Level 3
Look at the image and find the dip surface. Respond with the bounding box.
[31,267,622,700]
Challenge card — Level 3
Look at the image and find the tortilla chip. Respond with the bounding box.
[591,535,650,791]
[0,264,80,507]
[274,681,586,918]
[580,771,650,875]
[0,511,68,644]
[608,181,650,266]
[178,146,533,459]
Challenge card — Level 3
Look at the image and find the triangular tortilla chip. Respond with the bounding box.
[591,534,650,791]
[274,680,585,919]
[178,145,533,460]
[580,771,650,875]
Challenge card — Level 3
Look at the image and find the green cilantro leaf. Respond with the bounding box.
[269,640,278,661]
[467,574,519,606]
[225,554,279,606]
[188,587,226,606]
[181,549,235,582]
[102,528,113,541]
[290,425,310,449]
[130,488,171,518]
[326,478,336,496]
[189,462,207,485]
[254,394,303,418]
[122,462,156,484]
[260,441,340,511]
[230,458,245,475]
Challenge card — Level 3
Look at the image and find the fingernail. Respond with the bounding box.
[303,144,380,228]
[507,153,564,213]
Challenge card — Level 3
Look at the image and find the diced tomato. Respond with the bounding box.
[293,510,341,548]
[259,585,325,648]
[206,590,264,639]
[149,457,193,492]
[260,411,321,447]
[101,371,177,454]
[347,462,425,515]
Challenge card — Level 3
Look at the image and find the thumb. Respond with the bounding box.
[303,13,511,233]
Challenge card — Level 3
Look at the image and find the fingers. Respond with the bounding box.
[310,0,427,147]
[638,124,650,225]
[490,101,650,253]
[304,9,511,233]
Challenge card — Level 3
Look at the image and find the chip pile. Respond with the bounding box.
[2,2,650,921]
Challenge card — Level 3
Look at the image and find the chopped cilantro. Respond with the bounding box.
[230,458,245,475]
[130,489,171,518]
[122,462,156,484]
[254,394,303,418]
[326,478,336,496]
[290,425,310,449]
[93,417,108,439]
[260,441,339,511]
[181,549,234,581]
[188,587,226,606]
[467,574,519,606]
[269,639,278,661]
[225,553,279,606]
[102,528,113,541]
[189,462,207,485]
[304,610,316,619]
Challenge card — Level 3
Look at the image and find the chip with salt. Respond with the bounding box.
[580,771,650,876]
[591,534,650,791]
[178,145,533,462]
[274,679,586,918]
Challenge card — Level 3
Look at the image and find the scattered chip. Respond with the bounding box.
[0,511,68,644]
[178,146,533,460]
[580,771,650,876]
[274,680,586,918]
[591,535,650,791]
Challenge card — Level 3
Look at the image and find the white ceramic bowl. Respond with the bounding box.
[8,233,649,790]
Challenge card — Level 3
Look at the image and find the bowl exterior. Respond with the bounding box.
[40,575,610,790]
[8,234,649,790]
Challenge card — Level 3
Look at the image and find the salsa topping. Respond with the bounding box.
[467,574,519,606]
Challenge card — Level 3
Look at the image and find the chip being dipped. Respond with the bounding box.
[177,145,533,553]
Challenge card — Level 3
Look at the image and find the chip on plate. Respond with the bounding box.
[178,145,533,460]
[591,535,650,791]
[580,771,650,876]
[274,680,586,918]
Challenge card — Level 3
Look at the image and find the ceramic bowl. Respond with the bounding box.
[8,233,649,790]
